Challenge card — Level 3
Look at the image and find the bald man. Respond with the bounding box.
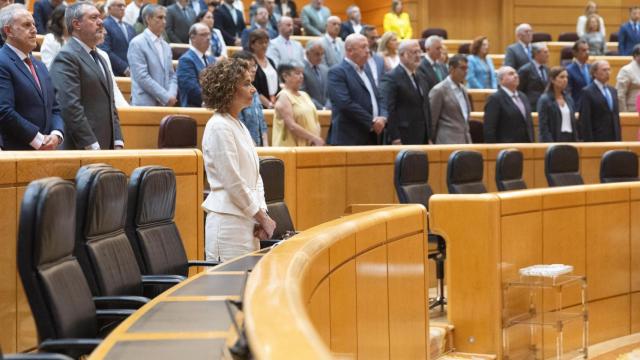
[320,15,344,67]
[327,34,387,145]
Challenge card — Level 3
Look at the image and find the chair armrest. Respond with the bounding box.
[93,296,149,309]
[141,275,185,285]
[95,309,136,322]
[4,353,74,360]
[38,339,101,354]
[187,260,219,267]
[259,240,280,249]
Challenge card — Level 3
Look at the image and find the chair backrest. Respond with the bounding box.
[394,150,433,210]
[157,115,197,149]
[610,32,619,42]
[469,119,484,143]
[532,32,552,42]
[544,144,584,187]
[495,149,527,191]
[560,46,574,63]
[421,27,448,39]
[259,157,295,239]
[171,46,188,60]
[457,43,470,54]
[447,150,487,194]
[18,178,97,342]
[558,32,579,42]
[600,150,639,183]
[75,165,143,297]
[126,166,190,277]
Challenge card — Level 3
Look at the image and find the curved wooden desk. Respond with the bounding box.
[244,204,430,359]
[429,182,640,357]
[89,205,429,359]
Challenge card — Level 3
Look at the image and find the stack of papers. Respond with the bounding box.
[519,264,574,277]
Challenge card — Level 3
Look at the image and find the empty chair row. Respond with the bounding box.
[18,164,218,358]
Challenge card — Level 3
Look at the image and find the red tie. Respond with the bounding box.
[24,57,41,90]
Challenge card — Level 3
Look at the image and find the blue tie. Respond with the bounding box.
[603,86,613,111]
[582,64,591,84]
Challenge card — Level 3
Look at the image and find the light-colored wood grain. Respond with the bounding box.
[589,295,631,345]
[0,189,17,353]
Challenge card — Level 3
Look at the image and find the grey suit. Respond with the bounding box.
[165,3,195,43]
[49,37,122,149]
[504,42,531,71]
[301,59,329,109]
[429,77,472,144]
[300,4,330,36]
[320,34,344,68]
[128,30,178,106]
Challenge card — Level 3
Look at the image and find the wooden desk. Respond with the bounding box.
[245,204,430,359]
[0,150,204,353]
[430,182,640,356]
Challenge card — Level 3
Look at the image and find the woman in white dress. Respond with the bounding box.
[200,58,276,262]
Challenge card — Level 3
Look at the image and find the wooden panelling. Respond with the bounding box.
[296,167,346,230]
[589,295,631,345]
[308,280,331,346]
[632,201,640,292]
[356,245,390,359]
[387,234,429,359]
[329,260,357,356]
[586,202,630,301]
[0,189,16,352]
[633,292,640,333]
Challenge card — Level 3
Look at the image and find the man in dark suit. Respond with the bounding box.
[566,39,590,109]
[504,23,532,71]
[301,40,329,109]
[417,35,447,91]
[214,0,244,46]
[361,25,384,86]
[327,33,387,145]
[241,6,276,49]
[517,42,549,109]
[484,66,534,143]
[166,0,195,43]
[380,40,430,145]
[33,0,62,34]
[177,23,214,107]
[99,0,135,76]
[50,2,123,150]
[618,6,640,55]
[579,60,621,142]
[0,5,64,150]
[339,5,362,40]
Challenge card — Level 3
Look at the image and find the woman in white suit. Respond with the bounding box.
[200,58,276,262]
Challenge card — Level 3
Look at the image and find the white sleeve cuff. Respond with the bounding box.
[114,140,124,148]
[50,130,64,145]
[30,132,45,149]
[85,142,101,150]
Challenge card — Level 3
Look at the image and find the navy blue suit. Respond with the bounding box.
[214,4,245,46]
[0,46,64,150]
[618,21,640,55]
[177,49,214,107]
[99,16,135,76]
[579,82,621,142]
[327,60,388,145]
[33,0,54,34]
[566,61,590,109]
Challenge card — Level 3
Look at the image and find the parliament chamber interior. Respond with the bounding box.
[3,0,640,359]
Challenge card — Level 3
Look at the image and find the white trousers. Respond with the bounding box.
[205,212,259,262]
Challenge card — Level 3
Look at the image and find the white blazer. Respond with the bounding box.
[202,112,267,218]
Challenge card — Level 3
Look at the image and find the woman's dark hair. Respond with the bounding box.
[277,63,299,82]
[48,4,67,43]
[232,50,256,62]
[136,3,150,25]
[247,28,269,52]
[195,9,209,23]
[470,36,487,56]
[545,66,568,94]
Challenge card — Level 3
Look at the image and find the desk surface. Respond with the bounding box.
[88,252,267,360]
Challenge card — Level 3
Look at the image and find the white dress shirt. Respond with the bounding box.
[144,28,165,68]
[446,76,468,121]
[123,1,141,26]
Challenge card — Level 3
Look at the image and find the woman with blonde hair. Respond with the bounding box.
[577,1,605,37]
[383,0,412,40]
[200,58,276,262]
[272,63,324,146]
[377,31,400,71]
[581,14,606,55]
